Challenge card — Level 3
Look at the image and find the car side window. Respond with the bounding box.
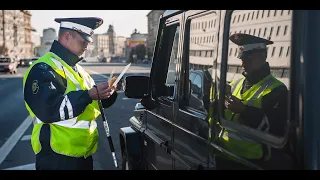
[216,10,293,169]
[182,10,218,114]
[165,25,180,86]
[192,74,202,96]
[189,72,196,82]
[151,19,181,101]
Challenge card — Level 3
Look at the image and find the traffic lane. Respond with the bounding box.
[0,67,29,148]
[93,91,140,170]
[0,125,34,170]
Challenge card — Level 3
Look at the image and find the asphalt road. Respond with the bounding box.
[0,62,151,170]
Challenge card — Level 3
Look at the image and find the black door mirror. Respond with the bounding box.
[124,76,150,99]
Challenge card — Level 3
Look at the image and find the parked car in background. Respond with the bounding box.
[18,57,39,67]
[0,57,18,74]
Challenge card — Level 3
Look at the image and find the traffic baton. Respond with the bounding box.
[94,85,119,168]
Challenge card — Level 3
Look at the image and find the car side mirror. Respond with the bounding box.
[124,76,150,99]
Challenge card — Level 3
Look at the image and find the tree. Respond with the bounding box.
[135,44,146,60]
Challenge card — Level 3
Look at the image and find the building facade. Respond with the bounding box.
[35,28,57,57]
[115,36,127,58]
[0,10,33,59]
[42,28,57,45]
[92,34,109,57]
[146,10,165,59]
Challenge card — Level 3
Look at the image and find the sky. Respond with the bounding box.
[28,10,151,37]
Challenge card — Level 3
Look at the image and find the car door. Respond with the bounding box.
[142,12,184,170]
[172,10,220,170]
[215,10,294,170]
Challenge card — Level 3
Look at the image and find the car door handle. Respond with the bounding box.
[160,140,172,154]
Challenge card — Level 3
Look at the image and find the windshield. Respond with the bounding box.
[0,58,10,63]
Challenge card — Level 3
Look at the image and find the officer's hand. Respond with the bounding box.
[89,83,113,100]
[108,76,122,92]
[225,95,246,113]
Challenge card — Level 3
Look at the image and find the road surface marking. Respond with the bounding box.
[21,135,31,141]
[122,97,130,100]
[0,116,32,165]
[4,163,35,170]
[84,69,109,79]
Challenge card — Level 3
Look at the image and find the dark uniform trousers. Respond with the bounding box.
[36,124,93,170]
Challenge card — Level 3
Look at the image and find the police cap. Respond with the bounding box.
[55,17,103,42]
[229,33,273,59]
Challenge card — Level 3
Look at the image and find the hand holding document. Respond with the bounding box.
[111,63,131,87]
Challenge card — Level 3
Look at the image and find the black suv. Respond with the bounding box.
[117,10,320,170]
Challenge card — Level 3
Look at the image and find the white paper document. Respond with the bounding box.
[112,63,131,87]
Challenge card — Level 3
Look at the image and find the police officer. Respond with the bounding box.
[23,17,121,170]
[215,33,290,170]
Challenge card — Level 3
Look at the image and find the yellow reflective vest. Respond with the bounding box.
[23,52,101,158]
[219,74,284,160]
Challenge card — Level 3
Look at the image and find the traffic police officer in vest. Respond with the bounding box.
[23,17,121,170]
[215,33,290,170]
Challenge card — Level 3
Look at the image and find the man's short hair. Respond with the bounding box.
[58,28,77,40]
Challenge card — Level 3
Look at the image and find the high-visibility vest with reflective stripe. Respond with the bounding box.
[220,74,284,160]
[23,52,100,158]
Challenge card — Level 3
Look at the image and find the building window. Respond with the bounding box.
[232,16,236,23]
[267,10,270,17]
[279,46,283,57]
[247,12,251,21]
[271,47,275,57]
[286,46,290,57]
[251,11,255,20]
[262,10,265,18]
[284,25,288,35]
[269,26,274,38]
[276,26,281,36]
[256,10,259,19]
[274,10,277,16]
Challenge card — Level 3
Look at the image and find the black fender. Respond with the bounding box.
[119,126,143,170]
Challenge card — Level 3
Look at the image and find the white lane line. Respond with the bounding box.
[21,135,31,141]
[122,97,130,100]
[0,116,32,165]
[84,69,109,79]
[4,163,35,170]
